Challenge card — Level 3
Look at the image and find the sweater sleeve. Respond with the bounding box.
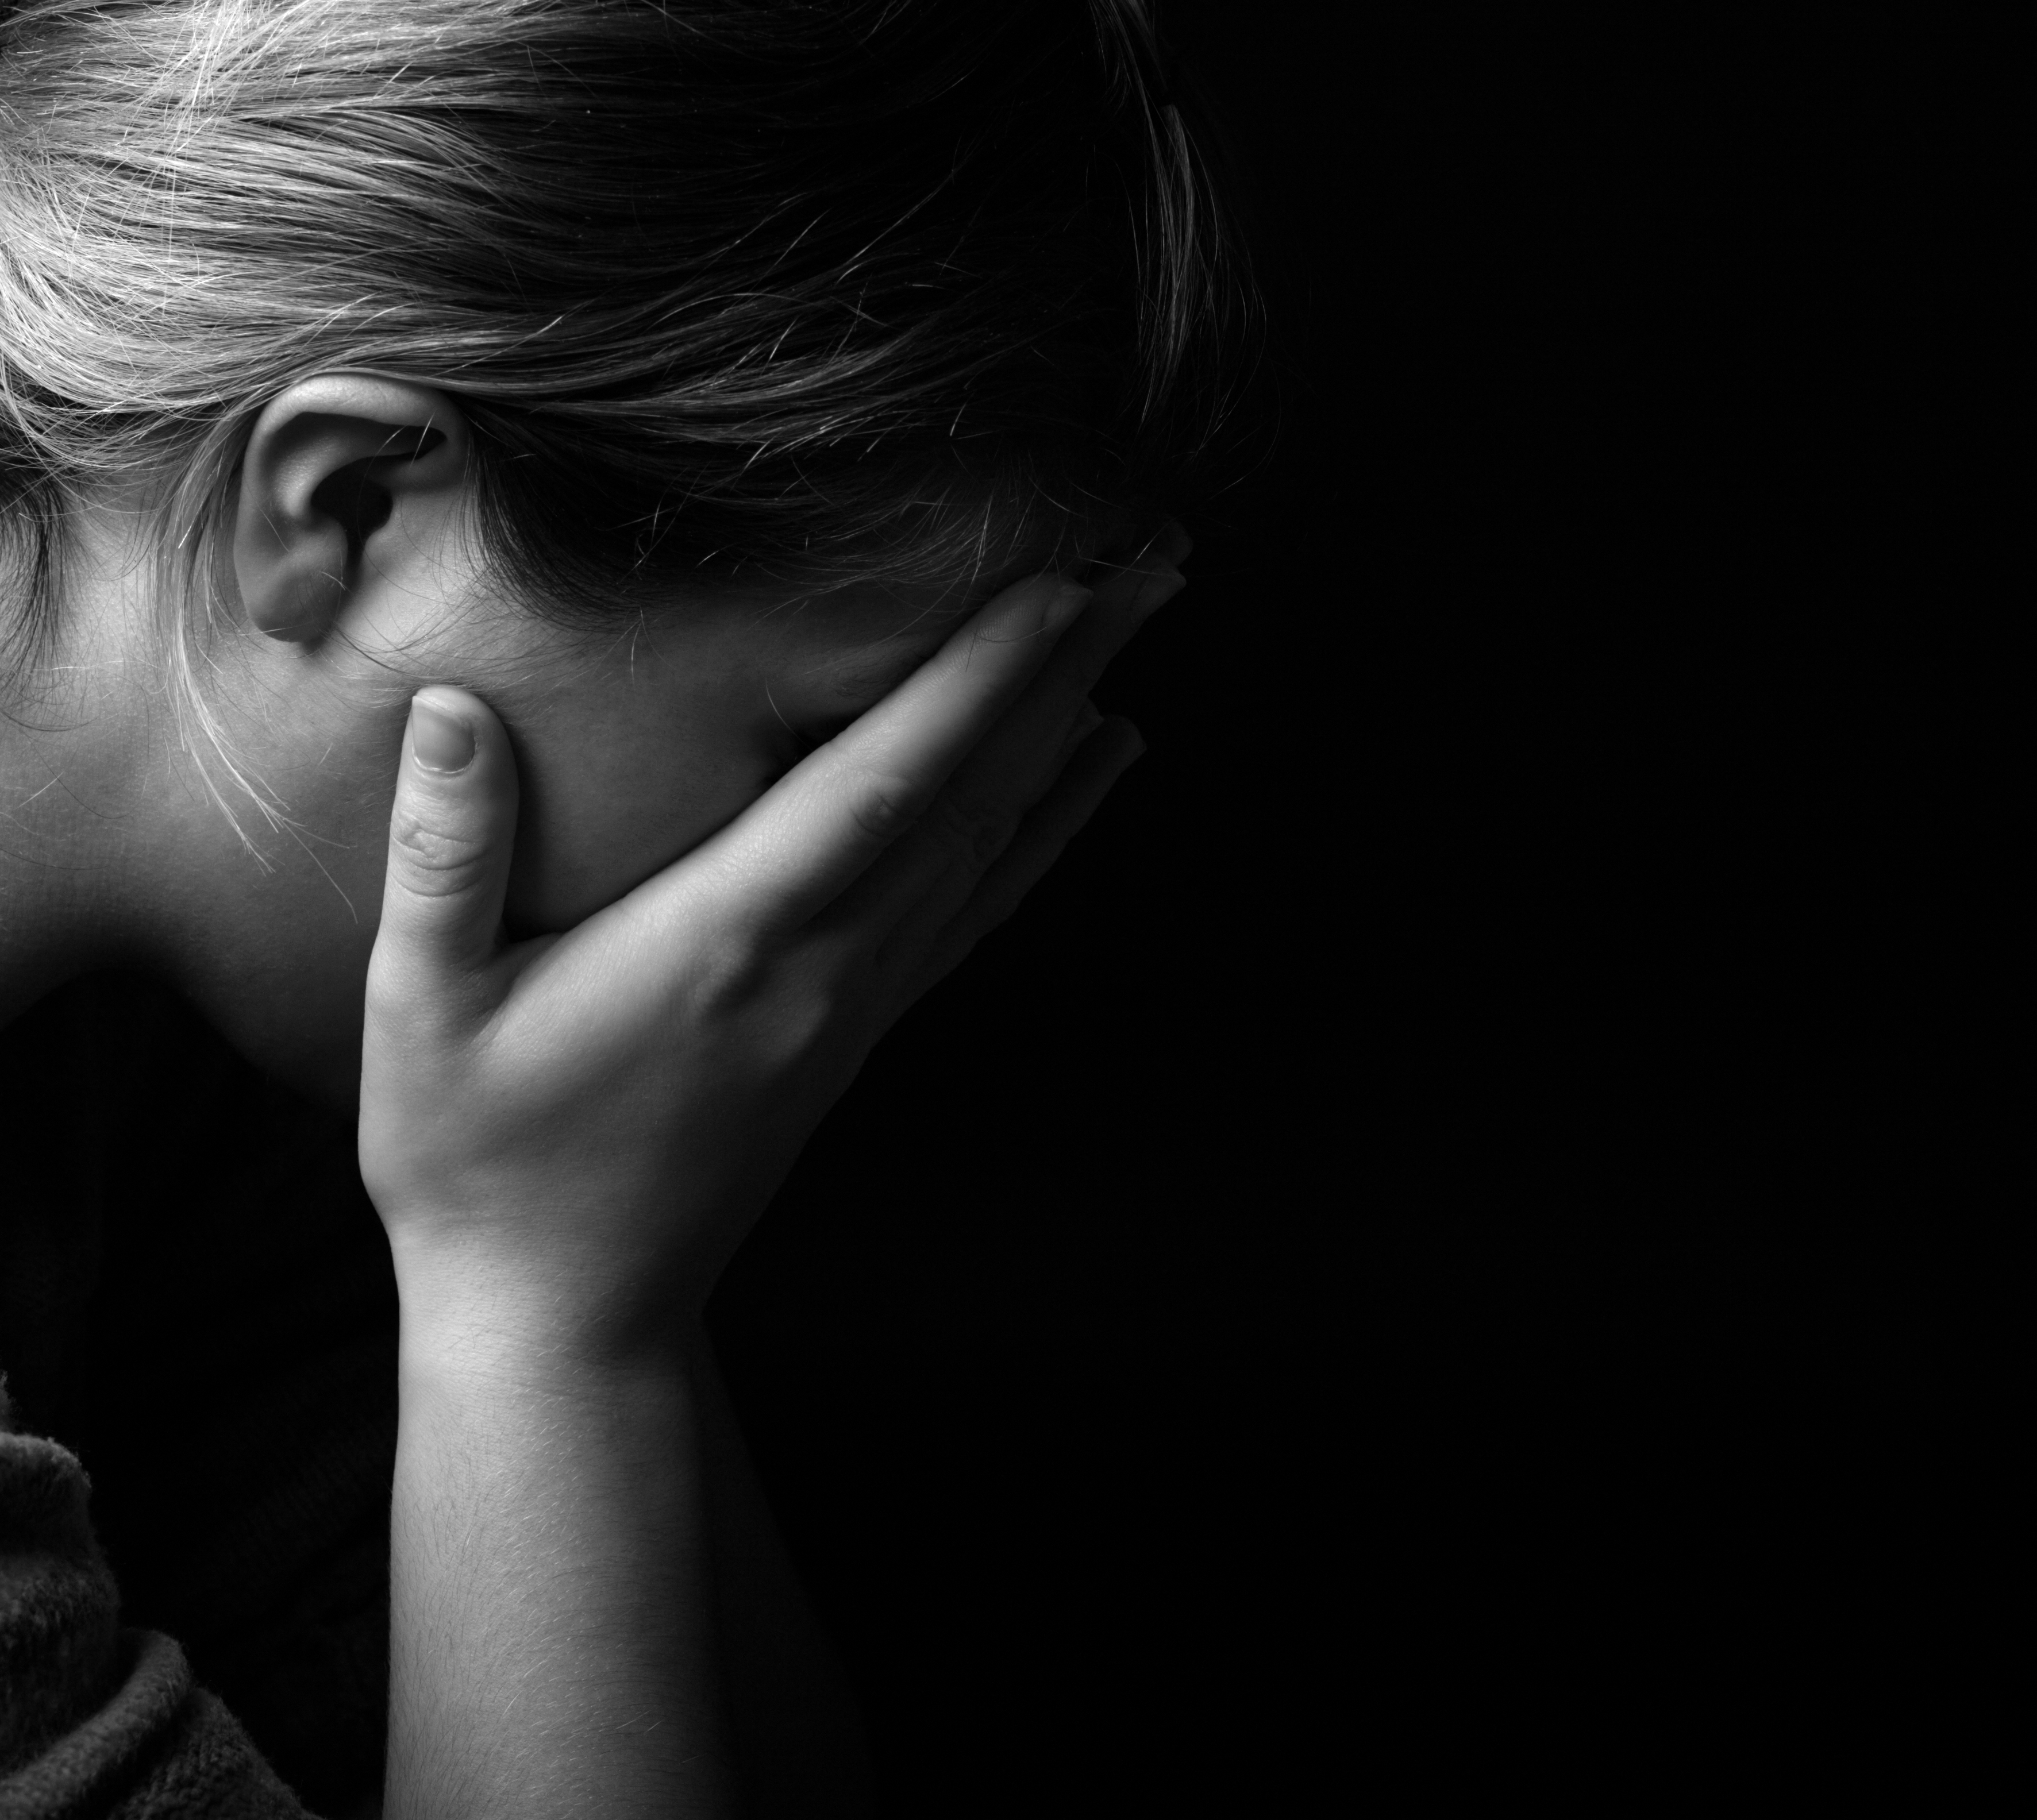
[1,1398,319,1819]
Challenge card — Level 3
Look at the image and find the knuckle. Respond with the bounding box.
[846,768,928,840]
[388,803,491,898]
[762,980,837,1066]
[683,924,772,1015]
[679,935,852,1074]
[922,789,1015,872]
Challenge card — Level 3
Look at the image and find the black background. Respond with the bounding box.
[0,10,1990,1814]
[707,11,1981,1814]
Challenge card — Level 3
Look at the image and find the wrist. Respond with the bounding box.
[391,1244,709,1392]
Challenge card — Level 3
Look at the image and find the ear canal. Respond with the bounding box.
[310,457,398,579]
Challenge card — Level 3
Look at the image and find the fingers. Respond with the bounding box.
[889,714,1148,1011]
[837,539,1186,941]
[945,525,1185,795]
[857,690,1103,964]
[947,549,1180,815]
[370,685,520,1007]
[663,570,1093,939]
[1081,516,1194,597]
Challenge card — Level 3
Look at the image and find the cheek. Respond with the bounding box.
[500,716,789,935]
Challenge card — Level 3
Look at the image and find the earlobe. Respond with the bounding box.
[232,373,469,644]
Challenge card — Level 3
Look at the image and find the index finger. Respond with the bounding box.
[656,570,1093,935]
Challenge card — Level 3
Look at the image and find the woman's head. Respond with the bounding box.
[1,0,1256,655]
[0,0,1257,1101]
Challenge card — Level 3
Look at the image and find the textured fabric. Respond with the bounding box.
[1,974,398,1817]
[0,1420,120,1781]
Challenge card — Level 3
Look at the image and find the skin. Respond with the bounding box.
[0,375,1154,1109]
[1,373,1188,1817]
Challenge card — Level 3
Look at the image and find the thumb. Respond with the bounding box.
[373,685,520,992]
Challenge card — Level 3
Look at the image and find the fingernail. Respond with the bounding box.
[1045,580,1093,630]
[1134,566,1187,620]
[1060,699,1106,758]
[983,576,1090,643]
[411,696,475,773]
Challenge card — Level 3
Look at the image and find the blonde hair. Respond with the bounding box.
[1,0,1260,836]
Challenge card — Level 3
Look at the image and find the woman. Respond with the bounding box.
[0,1,1257,1814]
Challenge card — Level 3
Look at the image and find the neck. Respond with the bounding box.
[3,508,375,1115]
[1,582,156,1028]
[1,635,376,1113]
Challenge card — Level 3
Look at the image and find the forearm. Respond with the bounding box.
[383,1312,738,1820]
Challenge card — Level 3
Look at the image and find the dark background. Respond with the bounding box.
[708,11,1975,1814]
[2,11,1983,1814]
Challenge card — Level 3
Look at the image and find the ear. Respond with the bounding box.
[232,374,471,643]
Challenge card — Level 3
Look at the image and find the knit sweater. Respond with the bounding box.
[1,974,396,1818]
